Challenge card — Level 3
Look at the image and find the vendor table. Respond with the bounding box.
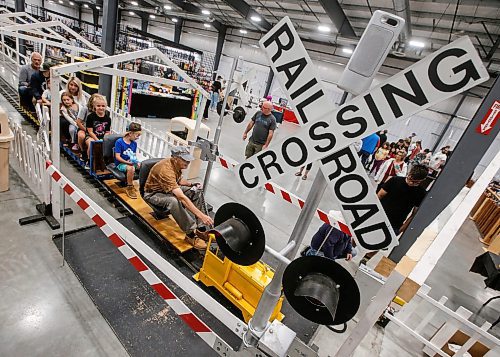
[130,90,194,119]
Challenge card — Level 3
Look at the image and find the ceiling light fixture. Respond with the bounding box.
[83,3,89,8]
[342,47,353,54]
[149,14,156,19]
[58,0,63,3]
[318,25,330,33]
[69,1,74,5]
[164,5,172,10]
[239,29,247,34]
[409,40,425,48]
[250,15,261,22]
[204,23,211,28]
[128,11,135,15]
[131,1,138,5]
[96,5,100,9]
[202,9,210,15]
[172,18,178,23]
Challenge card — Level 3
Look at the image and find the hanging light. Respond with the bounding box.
[250,15,261,22]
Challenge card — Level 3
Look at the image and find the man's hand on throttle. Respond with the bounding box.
[199,214,214,226]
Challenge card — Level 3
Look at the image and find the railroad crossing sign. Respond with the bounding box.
[235,17,489,251]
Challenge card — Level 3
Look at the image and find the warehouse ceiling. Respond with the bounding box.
[116,0,500,73]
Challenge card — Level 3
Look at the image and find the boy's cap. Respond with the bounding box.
[41,62,53,71]
[171,146,195,161]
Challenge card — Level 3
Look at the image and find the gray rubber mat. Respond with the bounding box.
[52,216,318,356]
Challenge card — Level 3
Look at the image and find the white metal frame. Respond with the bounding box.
[386,284,500,357]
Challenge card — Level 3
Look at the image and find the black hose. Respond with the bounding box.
[326,323,347,333]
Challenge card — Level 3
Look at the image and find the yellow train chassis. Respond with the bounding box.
[194,236,284,323]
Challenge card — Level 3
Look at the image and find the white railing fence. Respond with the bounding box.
[110,109,188,160]
[9,119,50,205]
[385,284,500,357]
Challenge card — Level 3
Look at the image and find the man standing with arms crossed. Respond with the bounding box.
[242,101,277,158]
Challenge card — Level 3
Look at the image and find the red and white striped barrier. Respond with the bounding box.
[45,160,237,354]
[216,155,352,236]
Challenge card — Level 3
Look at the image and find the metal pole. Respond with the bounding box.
[202,56,239,194]
[243,91,349,346]
[61,190,66,267]
[50,74,61,221]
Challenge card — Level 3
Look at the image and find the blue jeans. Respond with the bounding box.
[210,92,219,109]
[18,86,34,109]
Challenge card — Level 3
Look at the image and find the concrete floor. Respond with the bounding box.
[1,81,499,356]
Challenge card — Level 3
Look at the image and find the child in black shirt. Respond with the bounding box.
[84,94,111,160]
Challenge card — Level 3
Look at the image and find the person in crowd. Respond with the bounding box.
[30,62,53,105]
[428,146,449,177]
[242,101,277,158]
[143,146,214,251]
[370,142,390,176]
[378,129,388,147]
[114,122,142,199]
[395,139,405,151]
[295,163,312,180]
[301,210,357,261]
[60,92,80,151]
[209,76,222,111]
[407,132,417,143]
[378,165,428,235]
[18,52,42,110]
[374,149,408,192]
[361,165,428,265]
[41,77,52,106]
[411,148,431,168]
[303,223,354,261]
[408,140,422,161]
[83,94,111,163]
[359,132,380,167]
[388,146,398,158]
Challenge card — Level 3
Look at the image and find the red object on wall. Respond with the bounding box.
[476,100,500,135]
[273,104,299,124]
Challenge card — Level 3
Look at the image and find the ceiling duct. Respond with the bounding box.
[393,0,411,56]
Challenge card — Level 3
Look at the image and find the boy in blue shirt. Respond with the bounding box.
[114,122,142,199]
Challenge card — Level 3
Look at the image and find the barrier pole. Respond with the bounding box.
[203,56,238,194]
[61,189,66,267]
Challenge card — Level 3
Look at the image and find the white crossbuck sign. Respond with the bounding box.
[235,17,489,251]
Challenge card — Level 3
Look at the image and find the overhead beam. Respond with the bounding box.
[221,0,272,32]
[317,0,356,37]
[167,0,225,32]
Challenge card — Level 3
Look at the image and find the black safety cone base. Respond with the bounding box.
[210,202,265,266]
[283,256,360,325]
